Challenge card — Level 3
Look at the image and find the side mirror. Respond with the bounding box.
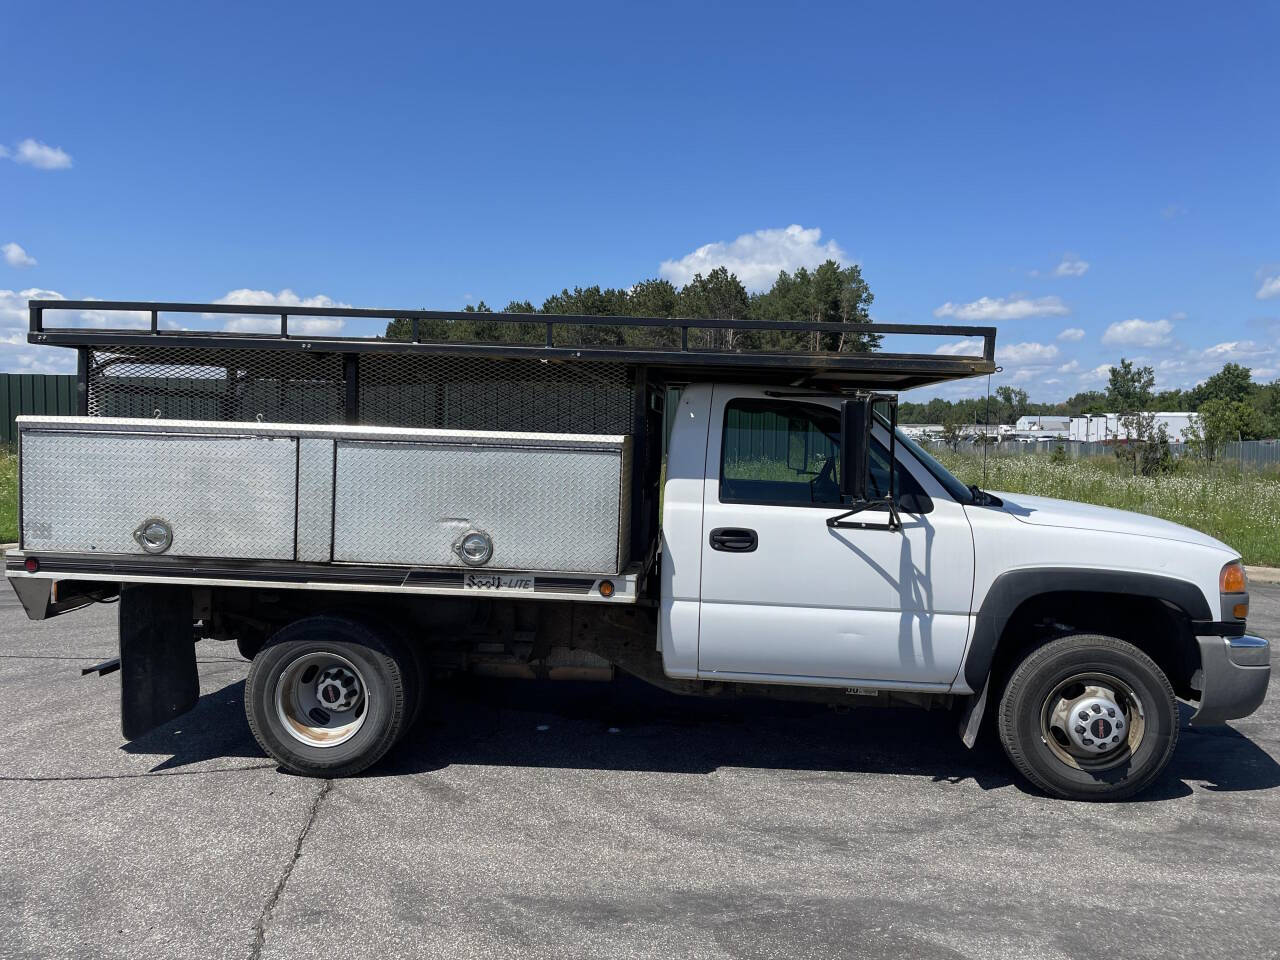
[839,399,869,500]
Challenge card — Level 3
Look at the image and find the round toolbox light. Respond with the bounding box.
[456,531,493,567]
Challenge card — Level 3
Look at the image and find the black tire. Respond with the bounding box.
[364,616,428,740]
[245,616,410,777]
[997,633,1178,801]
[236,634,264,661]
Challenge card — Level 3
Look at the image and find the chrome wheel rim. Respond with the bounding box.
[274,651,368,748]
[1040,671,1146,771]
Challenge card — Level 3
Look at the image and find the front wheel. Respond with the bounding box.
[245,616,412,777]
[997,633,1178,801]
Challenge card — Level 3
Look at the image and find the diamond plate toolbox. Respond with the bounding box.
[332,436,631,574]
[21,427,298,559]
[18,417,632,574]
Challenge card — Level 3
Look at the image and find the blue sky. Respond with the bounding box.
[2,1,1277,401]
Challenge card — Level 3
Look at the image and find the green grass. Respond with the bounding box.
[0,453,15,544]
[936,451,1280,567]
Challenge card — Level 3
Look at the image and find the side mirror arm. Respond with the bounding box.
[826,499,902,531]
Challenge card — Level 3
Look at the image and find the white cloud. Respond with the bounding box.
[1053,255,1089,277]
[933,295,1069,322]
[213,288,349,334]
[1080,363,1112,384]
[0,289,77,372]
[1257,274,1280,300]
[1202,340,1271,364]
[71,298,151,328]
[1056,327,1085,342]
[933,339,984,357]
[1101,317,1173,347]
[659,224,846,292]
[996,341,1059,365]
[1058,360,1080,373]
[10,139,73,170]
[3,243,36,268]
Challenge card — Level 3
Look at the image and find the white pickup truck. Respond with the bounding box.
[8,300,1270,801]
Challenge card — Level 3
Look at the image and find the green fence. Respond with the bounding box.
[0,373,78,446]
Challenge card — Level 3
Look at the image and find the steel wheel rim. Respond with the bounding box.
[1040,671,1146,772]
[274,651,369,748]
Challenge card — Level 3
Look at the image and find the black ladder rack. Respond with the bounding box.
[29,299,996,392]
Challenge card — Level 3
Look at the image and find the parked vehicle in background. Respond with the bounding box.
[7,300,1270,801]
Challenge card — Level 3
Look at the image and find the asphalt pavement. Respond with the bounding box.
[1,586,1277,960]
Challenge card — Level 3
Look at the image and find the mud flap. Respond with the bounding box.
[119,584,199,741]
[958,680,989,749]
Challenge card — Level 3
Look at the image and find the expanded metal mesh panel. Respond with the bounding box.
[86,347,635,434]
[87,346,346,424]
[359,354,634,433]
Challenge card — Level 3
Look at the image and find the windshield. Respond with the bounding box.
[871,411,974,504]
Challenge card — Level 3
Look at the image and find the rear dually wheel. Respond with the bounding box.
[245,616,414,777]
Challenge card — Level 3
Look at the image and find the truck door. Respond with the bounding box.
[697,386,976,688]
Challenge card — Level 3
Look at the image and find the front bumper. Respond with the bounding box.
[1190,634,1271,725]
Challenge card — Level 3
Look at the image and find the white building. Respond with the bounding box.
[1014,414,1071,433]
[1067,412,1197,442]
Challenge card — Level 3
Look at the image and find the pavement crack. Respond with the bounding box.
[0,764,276,782]
[251,778,332,960]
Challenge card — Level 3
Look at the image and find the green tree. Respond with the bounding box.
[941,411,965,452]
[1106,358,1156,413]
[627,278,680,318]
[1188,363,1253,409]
[540,285,631,317]
[676,267,752,351]
[1186,397,1264,459]
[751,260,879,353]
[1062,390,1108,416]
[1105,360,1168,475]
[1251,380,1280,438]
[994,386,1030,423]
[381,259,881,353]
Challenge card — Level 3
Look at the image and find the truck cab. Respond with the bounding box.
[662,383,977,690]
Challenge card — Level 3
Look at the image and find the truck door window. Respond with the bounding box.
[719,398,930,511]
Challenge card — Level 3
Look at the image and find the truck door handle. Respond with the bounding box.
[709,527,758,552]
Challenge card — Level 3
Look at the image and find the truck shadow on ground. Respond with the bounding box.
[126,673,1280,800]
[121,675,263,771]
[381,676,1280,801]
